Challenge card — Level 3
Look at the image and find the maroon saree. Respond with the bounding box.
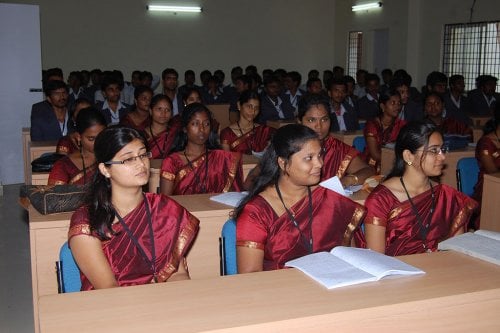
[321,135,360,180]
[48,156,96,185]
[220,125,275,154]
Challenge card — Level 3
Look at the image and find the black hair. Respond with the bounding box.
[231,66,242,75]
[286,71,302,86]
[161,68,178,80]
[184,69,195,77]
[379,89,401,105]
[297,94,330,120]
[100,74,122,91]
[235,75,252,88]
[365,73,380,84]
[234,124,319,218]
[238,90,260,105]
[306,77,322,88]
[308,69,319,78]
[449,74,464,86]
[264,75,281,87]
[171,103,220,152]
[150,94,173,109]
[343,75,355,85]
[43,79,68,96]
[70,97,92,116]
[182,87,202,103]
[327,78,347,91]
[477,74,498,88]
[133,85,154,100]
[139,71,153,82]
[426,71,448,87]
[75,106,106,134]
[87,126,146,240]
[387,121,440,179]
[245,65,257,75]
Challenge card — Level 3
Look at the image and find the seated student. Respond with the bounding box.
[305,77,324,96]
[424,92,473,140]
[353,69,368,99]
[299,69,319,92]
[283,71,304,113]
[257,76,295,124]
[343,75,358,109]
[30,80,70,142]
[391,78,424,122]
[235,124,366,272]
[96,75,130,125]
[48,107,106,185]
[443,74,472,126]
[298,94,374,186]
[379,68,393,96]
[144,94,178,159]
[178,69,199,98]
[56,98,92,155]
[327,78,360,131]
[364,122,478,256]
[160,103,243,195]
[364,90,406,173]
[220,90,275,155]
[356,73,381,120]
[473,104,500,205]
[119,85,153,132]
[161,68,184,117]
[201,75,225,105]
[68,126,199,290]
[227,74,251,114]
[467,75,498,116]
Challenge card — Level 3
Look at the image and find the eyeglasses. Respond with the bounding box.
[418,146,448,156]
[105,152,152,165]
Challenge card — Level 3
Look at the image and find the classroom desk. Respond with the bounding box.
[480,172,500,232]
[331,130,364,147]
[380,146,475,189]
[22,127,31,184]
[148,155,260,193]
[266,119,296,129]
[38,251,500,332]
[470,115,491,128]
[29,141,57,185]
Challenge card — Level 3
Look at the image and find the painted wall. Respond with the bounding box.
[3,0,336,82]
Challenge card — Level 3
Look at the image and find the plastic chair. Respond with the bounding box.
[219,219,237,275]
[56,242,81,293]
[352,136,366,153]
[456,157,479,197]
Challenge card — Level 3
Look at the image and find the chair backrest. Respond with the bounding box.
[220,219,237,275]
[353,136,366,153]
[456,157,479,197]
[57,242,81,293]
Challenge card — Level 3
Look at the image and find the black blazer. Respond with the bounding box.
[96,101,130,125]
[30,101,66,141]
[257,93,295,124]
[330,102,360,131]
[467,89,498,116]
[356,95,380,120]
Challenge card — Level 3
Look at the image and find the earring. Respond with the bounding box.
[406,161,412,166]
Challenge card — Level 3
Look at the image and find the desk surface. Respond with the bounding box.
[38,251,500,332]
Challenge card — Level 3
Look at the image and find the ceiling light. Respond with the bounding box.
[147,5,202,13]
[352,2,382,12]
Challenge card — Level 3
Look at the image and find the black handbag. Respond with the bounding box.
[31,153,65,172]
[19,184,88,214]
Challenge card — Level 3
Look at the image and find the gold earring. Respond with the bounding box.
[407,161,412,166]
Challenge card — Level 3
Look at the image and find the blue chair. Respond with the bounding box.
[220,219,237,275]
[353,136,366,153]
[56,242,81,293]
[456,157,479,197]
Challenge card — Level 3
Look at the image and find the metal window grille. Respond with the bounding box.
[347,31,363,77]
[442,21,500,91]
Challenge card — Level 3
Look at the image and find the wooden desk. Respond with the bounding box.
[480,172,500,232]
[207,104,230,133]
[29,141,57,185]
[148,155,260,193]
[331,130,364,147]
[23,127,31,184]
[380,146,475,189]
[470,115,491,128]
[38,252,500,332]
[266,119,296,129]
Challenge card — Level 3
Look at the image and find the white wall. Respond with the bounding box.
[4,0,336,81]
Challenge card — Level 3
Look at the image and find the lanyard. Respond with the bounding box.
[115,194,157,282]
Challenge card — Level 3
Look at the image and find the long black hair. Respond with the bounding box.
[171,102,220,152]
[234,124,319,218]
[86,126,146,240]
[386,121,440,179]
[75,106,106,134]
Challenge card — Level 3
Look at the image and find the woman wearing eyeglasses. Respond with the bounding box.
[68,126,199,290]
[364,121,478,256]
[160,103,243,195]
[220,90,275,155]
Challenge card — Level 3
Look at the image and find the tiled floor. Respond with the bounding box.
[0,184,35,333]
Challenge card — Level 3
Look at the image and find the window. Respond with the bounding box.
[347,31,363,77]
[442,21,500,91]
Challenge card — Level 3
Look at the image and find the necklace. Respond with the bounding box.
[183,148,209,193]
[236,121,256,153]
[150,124,169,158]
[400,176,435,251]
[275,183,314,253]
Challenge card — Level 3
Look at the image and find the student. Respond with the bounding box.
[298,94,374,186]
[96,75,130,125]
[353,69,368,99]
[391,78,424,122]
[284,71,304,112]
[67,71,86,110]
[467,75,498,116]
[69,126,199,290]
[424,92,473,140]
[356,73,381,120]
[425,71,448,97]
[56,98,92,155]
[364,121,478,255]
[201,75,224,105]
[160,103,243,195]
[48,107,106,185]
[220,90,275,154]
[235,124,366,272]
[343,75,358,109]
[257,76,295,124]
[443,74,472,126]
[380,68,393,96]
[144,94,177,159]
[30,80,70,141]
[119,85,153,132]
[305,77,323,96]
[178,69,199,98]
[327,78,360,131]
[161,68,184,116]
[364,90,406,173]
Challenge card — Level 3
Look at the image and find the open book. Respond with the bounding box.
[285,247,425,289]
[209,192,248,207]
[438,230,500,266]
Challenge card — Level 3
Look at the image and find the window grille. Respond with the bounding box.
[347,31,363,77]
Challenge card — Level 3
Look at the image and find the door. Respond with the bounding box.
[0,3,43,184]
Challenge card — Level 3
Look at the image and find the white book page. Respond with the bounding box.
[285,252,377,289]
[438,233,500,265]
[319,176,347,196]
[210,192,248,207]
[330,247,425,279]
[475,230,500,241]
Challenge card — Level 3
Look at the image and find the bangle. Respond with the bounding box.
[349,174,359,185]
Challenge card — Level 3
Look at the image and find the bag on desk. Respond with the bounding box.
[443,134,470,151]
[31,153,65,172]
[19,184,87,214]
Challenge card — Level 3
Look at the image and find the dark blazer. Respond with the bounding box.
[401,99,424,122]
[443,92,472,126]
[330,102,360,131]
[356,95,380,120]
[96,101,130,125]
[467,89,498,116]
[30,101,66,141]
[257,93,295,124]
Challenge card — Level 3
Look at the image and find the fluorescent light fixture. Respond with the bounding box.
[352,2,382,12]
[147,5,202,13]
